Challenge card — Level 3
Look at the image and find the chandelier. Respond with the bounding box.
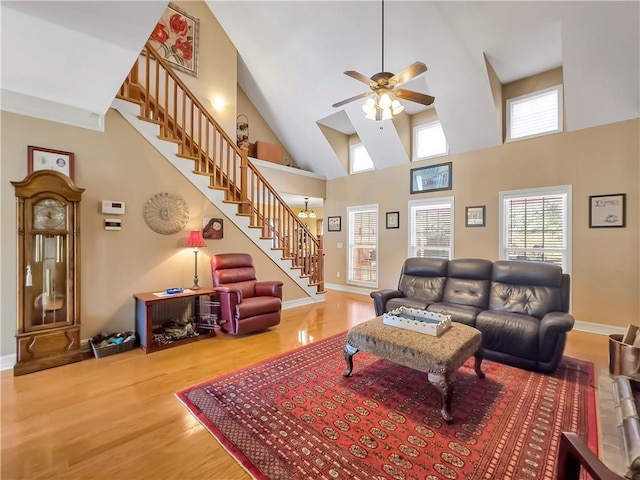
[297,198,316,219]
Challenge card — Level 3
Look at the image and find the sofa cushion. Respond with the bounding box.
[398,276,447,303]
[475,310,539,361]
[236,296,281,318]
[385,296,433,312]
[488,283,561,318]
[492,260,562,287]
[427,302,483,326]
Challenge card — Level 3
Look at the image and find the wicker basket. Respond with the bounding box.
[90,331,136,358]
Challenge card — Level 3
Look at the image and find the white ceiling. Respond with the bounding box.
[207,1,639,179]
[1,1,638,180]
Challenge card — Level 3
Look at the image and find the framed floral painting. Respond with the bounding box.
[149,3,199,77]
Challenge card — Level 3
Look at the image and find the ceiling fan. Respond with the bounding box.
[332,0,435,120]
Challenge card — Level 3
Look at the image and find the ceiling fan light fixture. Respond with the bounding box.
[391,99,405,115]
[378,91,392,109]
[381,107,393,121]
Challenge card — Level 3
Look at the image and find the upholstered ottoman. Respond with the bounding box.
[343,316,484,422]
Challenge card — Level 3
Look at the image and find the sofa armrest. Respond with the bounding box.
[538,311,575,358]
[370,289,405,316]
[256,281,283,299]
[539,311,575,338]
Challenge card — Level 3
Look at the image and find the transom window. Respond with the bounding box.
[413,121,448,161]
[507,85,563,142]
[347,204,378,287]
[350,143,374,174]
[408,197,454,259]
[499,185,572,273]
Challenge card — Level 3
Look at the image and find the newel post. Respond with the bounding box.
[317,234,325,289]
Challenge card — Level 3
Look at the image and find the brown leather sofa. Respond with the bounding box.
[370,257,574,373]
[211,253,283,335]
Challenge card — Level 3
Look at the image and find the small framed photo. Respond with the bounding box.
[327,216,341,232]
[203,217,224,239]
[386,211,399,229]
[410,161,452,194]
[28,146,75,181]
[465,205,486,227]
[589,193,626,228]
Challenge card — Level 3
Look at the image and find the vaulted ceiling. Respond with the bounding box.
[1,1,638,181]
[207,1,639,179]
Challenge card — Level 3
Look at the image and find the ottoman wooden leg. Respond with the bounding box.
[474,351,485,379]
[342,343,359,377]
[428,372,453,423]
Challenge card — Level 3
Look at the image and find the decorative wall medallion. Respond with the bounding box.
[143,193,189,235]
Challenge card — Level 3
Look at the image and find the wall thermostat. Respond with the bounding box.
[102,200,125,215]
[104,218,122,231]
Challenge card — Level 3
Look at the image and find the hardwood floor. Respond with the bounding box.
[1,290,611,480]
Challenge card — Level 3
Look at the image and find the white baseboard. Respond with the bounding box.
[282,296,323,310]
[0,313,626,372]
[1,354,16,372]
[325,283,373,296]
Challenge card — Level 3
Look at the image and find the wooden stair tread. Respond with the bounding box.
[158,135,182,144]
[136,116,162,125]
[176,153,199,161]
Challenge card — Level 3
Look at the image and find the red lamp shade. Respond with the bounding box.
[186,230,206,248]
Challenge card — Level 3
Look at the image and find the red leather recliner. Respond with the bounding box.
[210,253,283,335]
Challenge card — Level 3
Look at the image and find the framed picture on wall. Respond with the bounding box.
[327,216,341,232]
[465,206,486,227]
[148,3,199,77]
[28,146,75,181]
[203,217,224,238]
[410,162,452,194]
[386,211,399,229]
[589,193,626,228]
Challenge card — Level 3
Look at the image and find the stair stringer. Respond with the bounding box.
[111,98,324,302]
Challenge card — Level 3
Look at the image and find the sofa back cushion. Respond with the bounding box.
[488,260,563,318]
[443,258,492,308]
[398,257,448,303]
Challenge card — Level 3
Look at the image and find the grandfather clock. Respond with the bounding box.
[12,170,84,375]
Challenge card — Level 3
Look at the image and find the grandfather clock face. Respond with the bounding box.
[27,197,70,328]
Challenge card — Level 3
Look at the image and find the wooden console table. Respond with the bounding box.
[134,289,220,353]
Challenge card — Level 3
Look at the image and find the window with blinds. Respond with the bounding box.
[507,85,563,142]
[409,198,454,259]
[500,186,572,272]
[347,205,378,286]
[413,121,449,160]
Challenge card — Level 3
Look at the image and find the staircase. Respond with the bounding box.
[112,41,324,299]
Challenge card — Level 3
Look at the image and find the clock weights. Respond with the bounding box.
[12,170,84,375]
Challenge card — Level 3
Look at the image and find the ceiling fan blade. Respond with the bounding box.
[332,91,372,108]
[394,88,435,106]
[389,61,428,86]
[344,70,375,87]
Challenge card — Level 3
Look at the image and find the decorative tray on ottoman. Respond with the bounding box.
[383,307,452,336]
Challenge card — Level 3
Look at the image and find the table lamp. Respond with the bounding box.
[186,230,206,290]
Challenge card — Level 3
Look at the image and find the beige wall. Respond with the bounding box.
[324,119,639,329]
[0,110,308,355]
[237,87,297,167]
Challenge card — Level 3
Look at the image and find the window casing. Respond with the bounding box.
[408,197,454,259]
[347,204,378,287]
[506,85,563,142]
[350,143,374,174]
[413,121,449,161]
[499,185,572,273]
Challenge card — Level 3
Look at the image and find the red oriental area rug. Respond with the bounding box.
[177,333,597,480]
